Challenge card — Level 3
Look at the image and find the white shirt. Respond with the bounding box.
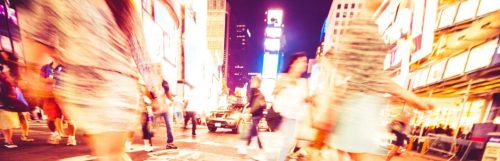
[273,79,309,119]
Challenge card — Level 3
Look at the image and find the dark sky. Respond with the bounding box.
[228,0,332,73]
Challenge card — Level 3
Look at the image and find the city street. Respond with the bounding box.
[0,121,443,161]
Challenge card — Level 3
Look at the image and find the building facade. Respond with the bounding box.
[375,0,499,139]
[322,0,364,51]
[208,0,230,80]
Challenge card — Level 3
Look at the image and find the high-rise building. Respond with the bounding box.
[207,0,230,79]
[227,24,251,92]
[323,0,363,50]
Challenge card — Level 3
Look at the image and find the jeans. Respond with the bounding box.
[142,113,154,140]
[156,112,174,144]
[184,111,197,135]
[247,116,263,149]
[278,117,298,161]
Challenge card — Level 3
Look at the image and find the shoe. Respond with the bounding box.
[21,135,35,142]
[165,143,178,149]
[144,145,154,152]
[4,143,18,148]
[47,133,61,144]
[67,136,77,146]
[237,147,248,155]
[125,141,133,151]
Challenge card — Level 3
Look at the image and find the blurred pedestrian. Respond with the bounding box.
[139,83,155,152]
[159,80,178,149]
[0,66,20,148]
[273,52,310,161]
[311,1,434,161]
[386,113,412,161]
[16,1,165,160]
[238,76,267,160]
[184,88,198,136]
[40,62,77,145]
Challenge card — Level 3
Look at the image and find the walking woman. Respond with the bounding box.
[273,52,310,161]
[16,1,165,160]
[318,0,434,160]
[0,65,20,148]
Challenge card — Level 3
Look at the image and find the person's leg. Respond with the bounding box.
[54,117,64,135]
[190,112,197,135]
[87,132,131,161]
[141,113,154,152]
[55,107,65,136]
[2,129,13,144]
[386,145,400,161]
[44,98,63,143]
[247,116,259,146]
[47,119,56,132]
[162,112,174,145]
[18,112,34,141]
[66,119,77,146]
[125,131,135,150]
[277,118,298,161]
[183,112,189,128]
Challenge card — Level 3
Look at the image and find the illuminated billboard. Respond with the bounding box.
[265,27,283,38]
[267,9,283,27]
[264,38,281,51]
[262,53,280,79]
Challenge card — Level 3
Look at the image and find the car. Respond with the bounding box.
[206,104,251,133]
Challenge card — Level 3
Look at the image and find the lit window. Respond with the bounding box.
[350,12,354,18]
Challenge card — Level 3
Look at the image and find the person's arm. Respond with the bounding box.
[385,80,434,111]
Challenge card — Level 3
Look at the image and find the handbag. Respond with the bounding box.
[0,80,33,112]
[265,105,282,132]
[0,96,32,112]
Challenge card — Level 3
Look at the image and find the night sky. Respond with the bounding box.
[228,0,333,73]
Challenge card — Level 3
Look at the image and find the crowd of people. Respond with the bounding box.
[0,0,440,161]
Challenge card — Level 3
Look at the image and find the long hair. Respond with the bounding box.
[105,0,137,37]
[282,51,308,73]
